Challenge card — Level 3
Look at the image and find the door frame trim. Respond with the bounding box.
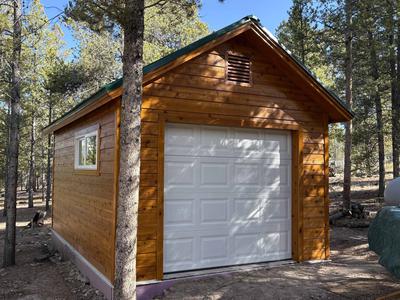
[156,112,304,279]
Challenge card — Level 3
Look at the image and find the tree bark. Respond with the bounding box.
[3,0,22,268]
[45,101,52,212]
[395,5,400,179]
[114,0,145,298]
[343,0,353,211]
[367,30,385,197]
[3,102,10,217]
[28,113,35,208]
[389,6,399,178]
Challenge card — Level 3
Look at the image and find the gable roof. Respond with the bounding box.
[43,15,353,134]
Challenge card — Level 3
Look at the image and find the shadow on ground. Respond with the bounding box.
[156,227,400,300]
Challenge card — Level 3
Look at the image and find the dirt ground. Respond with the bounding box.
[0,177,399,299]
[0,195,104,299]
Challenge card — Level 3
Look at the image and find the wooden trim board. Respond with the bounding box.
[156,114,165,280]
[156,116,304,278]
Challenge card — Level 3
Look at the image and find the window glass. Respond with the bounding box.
[78,138,86,165]
[75,129,98,170]
[86,135,97,165]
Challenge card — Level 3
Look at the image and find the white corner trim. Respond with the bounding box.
[51,229,114,300]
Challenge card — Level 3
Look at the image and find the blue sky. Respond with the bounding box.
[41,0,292,50]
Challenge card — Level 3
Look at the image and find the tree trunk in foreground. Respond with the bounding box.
[343,0,353,212]
[114,0,145,299]
[367,30,385,197]
[3,0,22,268]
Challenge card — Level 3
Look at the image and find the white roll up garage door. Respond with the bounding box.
[164,124,292,273]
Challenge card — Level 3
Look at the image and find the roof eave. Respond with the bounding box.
[249,22,353,123]
[43,17,255,134]
[43,15,353,134]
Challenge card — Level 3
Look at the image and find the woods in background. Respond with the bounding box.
[0,0,208,207]
[277,0,400,208]
[0,0,208,272]
[1,0,399,275]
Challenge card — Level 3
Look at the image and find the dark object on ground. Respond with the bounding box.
[26,210,47,228]
[350,202,366,219]
[329,202,366,224]
[369,206,400,278]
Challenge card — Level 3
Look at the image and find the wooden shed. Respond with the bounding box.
[43,16,353,298]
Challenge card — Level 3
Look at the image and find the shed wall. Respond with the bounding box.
[53,101,118,281]
[52,33,330,283]
[136,35,330,280]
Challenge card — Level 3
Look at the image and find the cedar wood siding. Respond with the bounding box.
[137,33,330,280]
[52,32,330,283]
[52,100,118,281]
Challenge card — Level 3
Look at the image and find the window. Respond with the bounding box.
[225,52,252,85]
[74,125,99,170]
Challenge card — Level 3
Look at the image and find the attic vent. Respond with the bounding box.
[226,52,252,85]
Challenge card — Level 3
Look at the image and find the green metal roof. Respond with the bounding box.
[44,15,353,132]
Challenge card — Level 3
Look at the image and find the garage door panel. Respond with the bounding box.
[233,163,261,185]
[164,199,194,226]
[263,200,290,220]
[200,162,229,186]
[200,126,230,149]
[233,233,260,257]
[200,198,229,224]
[164,124,292,273]
[263,164,290,186]
[165,124,196,149]
[166,157,290,193]
[165,161,195,186]
[165,183,291,196]
[232,198,262,222]
[164,237,194,265]
[200,235,229,261]
[165,125,291,159]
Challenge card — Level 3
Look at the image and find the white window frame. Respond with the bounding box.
[74,124,99,170]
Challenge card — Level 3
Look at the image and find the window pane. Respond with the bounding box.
[86,135,97,165]
[78,139,85,165]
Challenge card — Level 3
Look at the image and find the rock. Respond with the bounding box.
[76,272,90,284]
[384,177,400,206]
[34,253,53,262]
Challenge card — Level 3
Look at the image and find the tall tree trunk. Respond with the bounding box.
[343,0,353,211]
[3,0,22,268]
[3,102,10,217]
[28,113,35,208]
[389,6,399,178]
[395,5,400,179]
[367,30,385,197]
[114,0,145,298]
[41,145,45,202]
[45,101,52,212]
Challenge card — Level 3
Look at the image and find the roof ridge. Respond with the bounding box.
[44,15,353,133]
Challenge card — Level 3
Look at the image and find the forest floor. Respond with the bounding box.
[0,194,105,299]
[0,176,399,299]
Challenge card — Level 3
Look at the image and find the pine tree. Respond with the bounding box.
[3,0,22,267]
